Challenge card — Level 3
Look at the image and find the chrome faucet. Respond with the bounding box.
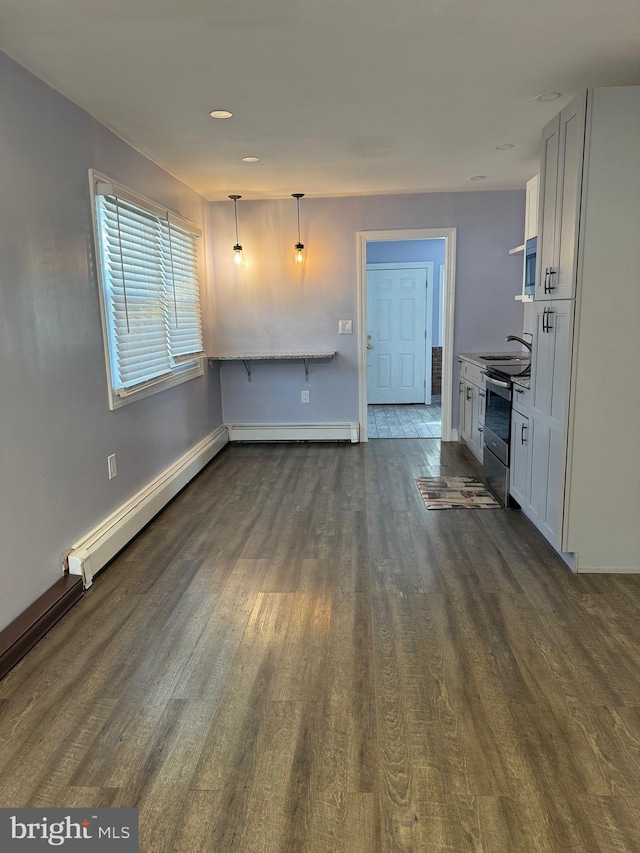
[505,334,532,353]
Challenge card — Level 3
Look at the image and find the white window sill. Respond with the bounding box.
[108,361,204,410]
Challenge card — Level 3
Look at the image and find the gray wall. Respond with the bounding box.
[210,191,525,425]
[0,53,223,631]
[366,239,445,266]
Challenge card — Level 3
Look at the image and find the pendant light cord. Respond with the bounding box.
[234,199,239,244]
[229,195,242,249]
[297,197,301,243]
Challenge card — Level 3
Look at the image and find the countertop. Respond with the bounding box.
[457,351,529,368]
[208,351,336,361]
[458,351,531,389]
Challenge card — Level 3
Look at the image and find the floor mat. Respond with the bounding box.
[415,476,500,509]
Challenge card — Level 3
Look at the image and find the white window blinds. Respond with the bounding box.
[94,183,204,398]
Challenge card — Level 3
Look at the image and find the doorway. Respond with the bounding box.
[357,228,456,442]
[366,262,434,404]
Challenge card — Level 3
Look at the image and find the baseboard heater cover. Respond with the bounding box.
[227,422,360,443]
[0,575,83,680]
[68,426,228,589]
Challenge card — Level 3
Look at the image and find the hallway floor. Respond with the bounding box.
[367,397,442,438]
[1,440,640,851]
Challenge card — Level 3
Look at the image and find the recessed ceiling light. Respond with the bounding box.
[494,143,514,150]
[469,175,486,181]
[242,156,260,163]
[209,109,233,119]
[534,92,561,102]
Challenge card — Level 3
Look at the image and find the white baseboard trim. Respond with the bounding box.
[227,422,360,443]
[68,426,229,588]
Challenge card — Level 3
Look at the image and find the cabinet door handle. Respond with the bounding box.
[478,426,484,433]
[515,387,524,394]
[543,268,550,294]
[479,391,485,398]
[548,268,557,290]
[546,309,554,331]
[542,307,547,332]
[466,388,472,401]
[521,423,527,444]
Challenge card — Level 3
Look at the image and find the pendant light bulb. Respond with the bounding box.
[229,195,243,266]
[292,193,305,265]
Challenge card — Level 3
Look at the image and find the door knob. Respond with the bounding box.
[367,343,373,350]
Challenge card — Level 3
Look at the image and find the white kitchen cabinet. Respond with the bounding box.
[535,94,587,301]
[524,174,539,242]
[525,299,573,545]
[530,300,574,428]
[514,174,539,303]
[458,360,485,463]
[536,118,559,298]
[527,419,564,547]
[510,409,530,508]
[524,85,640,571]
[461,379,474,442]
[471,383,486,459]
[477,384,486,430]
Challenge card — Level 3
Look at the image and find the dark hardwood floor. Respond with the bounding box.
[1,439,640,852]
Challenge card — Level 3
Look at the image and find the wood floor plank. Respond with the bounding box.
[406,593,507,798]
[270,592,332,702]
[229,700,308,852]
[191,591,295,792]
[344,794,382,853]
[171,789,246,852]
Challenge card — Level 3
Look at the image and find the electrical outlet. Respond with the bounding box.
[108,453,117,479]
[301,390,310,403]
[338,319,353,334]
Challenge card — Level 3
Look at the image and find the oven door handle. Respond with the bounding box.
[487,377,511,389]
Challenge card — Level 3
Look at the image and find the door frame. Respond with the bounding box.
[357,228,457,442]
[365,262,434,404]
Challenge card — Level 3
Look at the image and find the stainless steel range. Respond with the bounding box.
[483,361,529,506]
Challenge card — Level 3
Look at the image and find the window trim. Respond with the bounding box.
[89,169,204,410]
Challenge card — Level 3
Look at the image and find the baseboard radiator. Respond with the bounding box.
[68,426,229,588]
[227,422,360,443]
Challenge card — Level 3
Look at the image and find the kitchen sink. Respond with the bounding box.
[479,354,529,361]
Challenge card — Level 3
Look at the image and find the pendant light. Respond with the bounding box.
[292,193,305,264]
[229,195,243,265]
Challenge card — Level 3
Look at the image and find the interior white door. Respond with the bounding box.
[366,266,428,404]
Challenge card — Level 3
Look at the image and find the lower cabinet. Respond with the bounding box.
[458,360,485,463]
[509,410,530,507]
[524,417,564,549]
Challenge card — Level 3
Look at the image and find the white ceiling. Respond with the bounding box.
[1,0,639,200]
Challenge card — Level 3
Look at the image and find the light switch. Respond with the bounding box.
[338,320,353,334]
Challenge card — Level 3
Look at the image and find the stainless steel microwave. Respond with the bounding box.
[524,236,537,296]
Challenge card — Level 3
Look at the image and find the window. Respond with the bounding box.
[90,171,205,409]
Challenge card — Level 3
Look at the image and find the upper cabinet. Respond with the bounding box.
[535,94,587,301]
[524,173,539,242]
[514,173,540,302]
